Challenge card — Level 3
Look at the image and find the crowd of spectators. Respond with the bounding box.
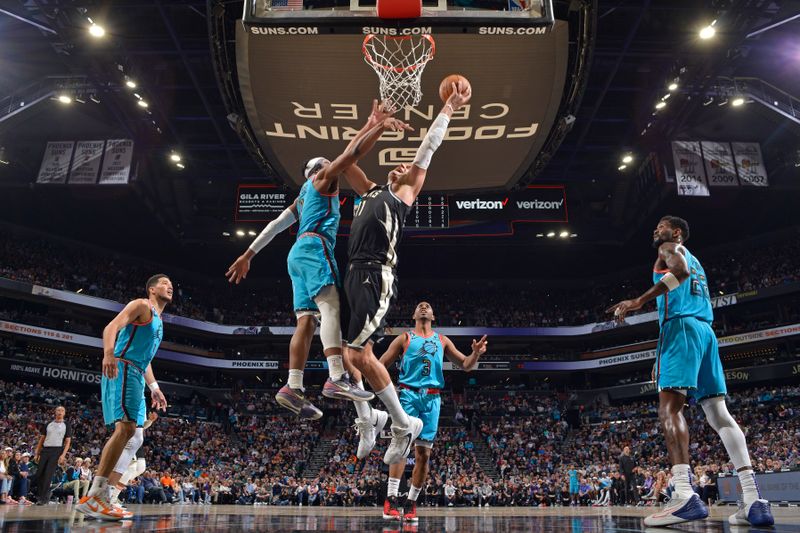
[1,376,798,508]
[2,230,799,329]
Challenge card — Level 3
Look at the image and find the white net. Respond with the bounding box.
[362,34,436,110]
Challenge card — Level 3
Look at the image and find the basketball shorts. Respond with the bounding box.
[654,316,727,400]
[344,263,398,348]
[569,482,579,495]
[287,234,340,314]
[399,388,441,447]
[102,360,146,427]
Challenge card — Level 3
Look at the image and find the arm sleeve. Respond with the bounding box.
[412,113,450,170]
[248,207,298,254]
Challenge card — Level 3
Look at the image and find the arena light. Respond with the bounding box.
[546,231,555,238]
[731,97,745,107]
[621,154,633,164]
[247,230,257,236]
[137,100,148,108]
[655,101,666,110]
[176,163,185,169]
[57,94,72,104]
[169,153,182,163]
[559,230,569,238]
[235,230,245,237]
[535,233,544,238]
[88,23,105,38]
[661,93,671,101]
[570,233,578,238]
[125,78,137,89]
[618,164,627,171]
[668,82,678,91]
[222,231,231,237]
[133,93,142,100]
[699,22,717,40]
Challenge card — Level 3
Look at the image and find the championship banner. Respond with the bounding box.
[671,141,710,196]
[731,142,768,187]
[98,139,134,184]
[700,142,739,187]
[36,141,75,184]
[68,140,106,184]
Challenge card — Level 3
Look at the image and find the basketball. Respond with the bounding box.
[439,74,471,103]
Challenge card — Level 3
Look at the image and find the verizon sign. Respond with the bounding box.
[449,185,567,222]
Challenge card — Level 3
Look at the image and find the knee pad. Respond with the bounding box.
[314,286,343,351]
[127,427,144,453]
[700,395,735,432]
[134,458,146,478]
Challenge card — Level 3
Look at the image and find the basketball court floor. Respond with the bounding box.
[1,505,798,532]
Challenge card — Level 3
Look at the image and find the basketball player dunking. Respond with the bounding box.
[607,216,773,527]
[77,274,171,521]
[226,102,411,418]
[341,83,472,465]
[378,301,487,522]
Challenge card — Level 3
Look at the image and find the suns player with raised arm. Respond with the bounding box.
[340,82,472,466]
[376,301,487,522]
[76,274,170,521]
[607,216,773,527]
[226,102,412,419]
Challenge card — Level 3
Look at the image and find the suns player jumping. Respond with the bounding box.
[77,274,171,521]
[226,102,412,418]
[607,216,773,527]
[340,82,472,466]
[376,301,487,521]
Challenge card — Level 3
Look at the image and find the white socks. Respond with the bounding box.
[376,384,410,429]
[327,355,346,381]
[109,486,121,504]
[387,478,400,498]
[671,464,694,499]
[408,485,421,502]
[737,469,761,505]
[353,380,373,422]
[89,476,108,497]
[288,369,304,390]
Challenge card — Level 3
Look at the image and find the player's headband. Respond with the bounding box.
[304,157,328,179]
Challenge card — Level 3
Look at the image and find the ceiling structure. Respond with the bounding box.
[0,0,798,276]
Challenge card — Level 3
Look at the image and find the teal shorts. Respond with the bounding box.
[287,235,339,313]
[399,388,441,446]
[654,316,727,400]
[102,360,146,427]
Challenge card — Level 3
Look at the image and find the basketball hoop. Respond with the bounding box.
[362,34,435,110]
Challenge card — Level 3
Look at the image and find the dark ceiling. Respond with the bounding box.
[0,0,799,278]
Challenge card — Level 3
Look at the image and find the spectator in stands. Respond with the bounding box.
[1,447,17,504]
[444,479,456,506]
[141,472,167,503]
[61,457,84,504]
[15,452,32,505]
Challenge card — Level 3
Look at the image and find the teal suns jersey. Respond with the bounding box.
[399,331,445,389]
[653,246,714,325]
[296,176,340,245]
[113,305,163,370]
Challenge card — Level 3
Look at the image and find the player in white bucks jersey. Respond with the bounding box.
[376,301,487,522]
[341,83,472,467]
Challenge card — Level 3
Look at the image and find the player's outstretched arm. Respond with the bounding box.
[327,116,412,194]
[606,242,690,320]
[102,299,151,378]
[378,334,408,369]
[226,199,299,285]
[341,100,398,196]
[391,83,472,206]
[442,334,487,372]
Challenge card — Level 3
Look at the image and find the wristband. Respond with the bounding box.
[148,381,160,392]
[660,272,680,291]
